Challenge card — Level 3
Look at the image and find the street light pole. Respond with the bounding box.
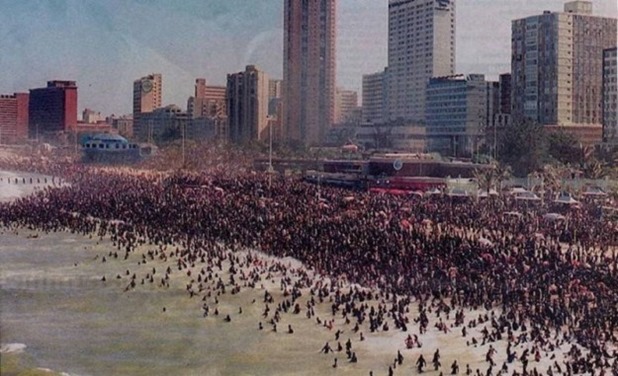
[182,121,186,169]
[268,122,273,190]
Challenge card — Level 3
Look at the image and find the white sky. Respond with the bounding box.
[0,0,616,115]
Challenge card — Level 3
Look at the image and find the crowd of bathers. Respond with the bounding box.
[0,161,617,375]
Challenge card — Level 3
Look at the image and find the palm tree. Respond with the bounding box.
[473,167,493,194]
[473,162,512,194]
[578,145,609,180]
[535,164,562,199]
[495,163,512,191]
[582,158,607,180]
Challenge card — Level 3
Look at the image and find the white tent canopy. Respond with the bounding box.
[583,186,607,197]
[554,193,579,205]
[478,189,499,198]
[514,191,540,201]
[510,187,528,194]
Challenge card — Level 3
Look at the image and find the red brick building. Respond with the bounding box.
[0,93,29,144]
[29,81,78,140]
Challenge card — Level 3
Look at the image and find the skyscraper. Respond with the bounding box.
[227,65,269,144]
[133,73,162,141]
[511,1,617,128]
[603,48,617,144]
[362,70,388,124]
[283,0,336,145]
[387,0,456,123]
[29,80,78,139]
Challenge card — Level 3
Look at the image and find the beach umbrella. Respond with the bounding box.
[425,188,442,196]
[400,219,412,229]
[543,213,566,221]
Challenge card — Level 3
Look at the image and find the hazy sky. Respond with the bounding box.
[1,0,616,116]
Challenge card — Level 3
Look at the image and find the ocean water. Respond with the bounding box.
[0,230,407,376]
[0,170,66,203]
[1,229,576,376]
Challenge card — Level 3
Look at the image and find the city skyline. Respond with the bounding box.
[1,0,616,116]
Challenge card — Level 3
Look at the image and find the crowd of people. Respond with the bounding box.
[1,161,617,375]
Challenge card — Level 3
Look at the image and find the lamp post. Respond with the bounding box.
[182,120,186,169]
[268,122,273,190]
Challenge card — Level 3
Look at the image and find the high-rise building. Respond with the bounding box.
[511,1,616,129]
[227,65,269,143]
[362,70,389,124]
[334,88,359,125]
[283,0,336,145]
[0,93,29,144]
[187,78,227,119]
[133,74,162,116]
[268,79,282,100]
[498,74,512,115]
[268,79,283,117]
[387,0,456,122]
[603,47,617,144]
[426,74,497,157]
[29,80,78,139]
[133,73,162,141]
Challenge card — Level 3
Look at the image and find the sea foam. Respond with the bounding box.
[0,342,27,353]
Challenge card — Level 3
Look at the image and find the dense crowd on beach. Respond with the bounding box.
[1,162,617,375]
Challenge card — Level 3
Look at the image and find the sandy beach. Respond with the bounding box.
[1,169,616,375]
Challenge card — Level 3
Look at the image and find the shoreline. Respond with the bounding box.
[1,167,616,375]
[2,227,610,375]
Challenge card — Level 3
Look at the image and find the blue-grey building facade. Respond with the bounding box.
[426,74,497,157]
